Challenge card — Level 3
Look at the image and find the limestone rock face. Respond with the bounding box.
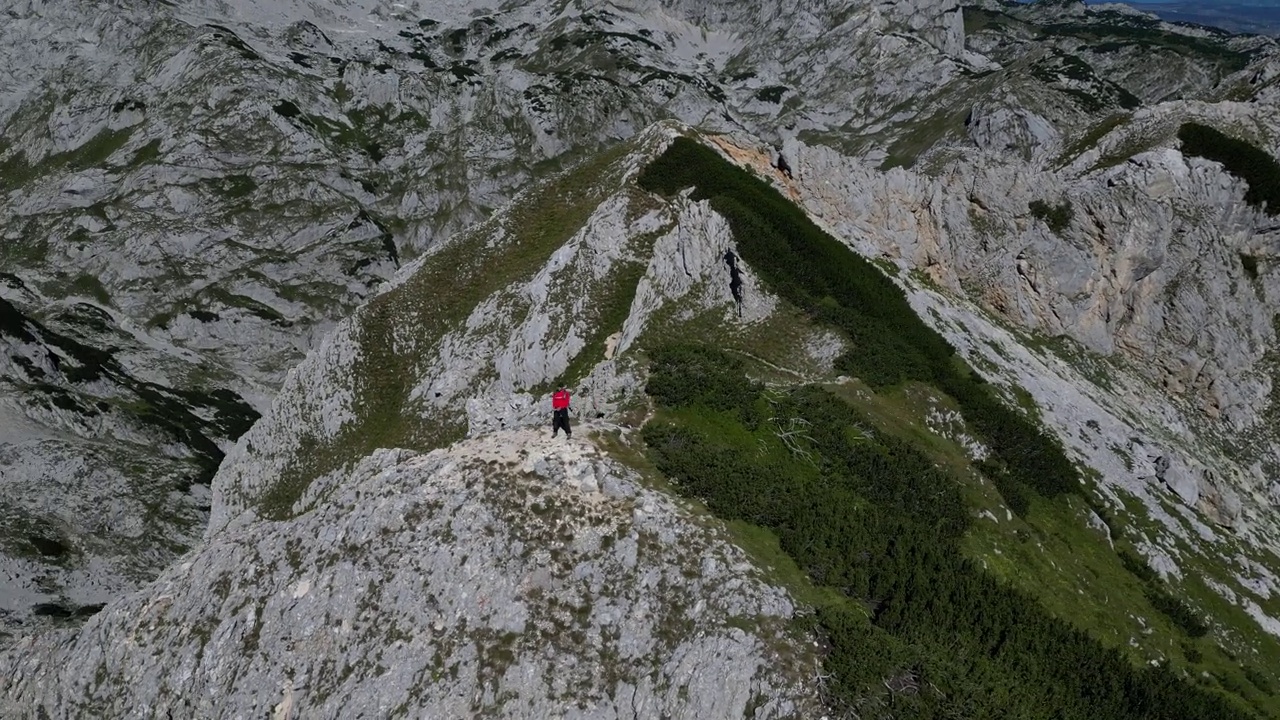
[887,0,966,56]
[0,127,846,717]
[783,96,1280,439]
[965,96,1062,163]
[1,429,822,719]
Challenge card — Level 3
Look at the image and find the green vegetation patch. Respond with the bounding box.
[753,86,787,104]
[964,6,1011,35]
[963,481,1280,718]
[206,24,261,61]
[66,128,135,171]
[1241,253,1260,282]
[1090,129,1163,173]
[1055,112,1131,167]
[309,104,426,163]
[1029,52,1140,113]
[1178,122,1280,216]
[879,104,973,171]
[1029,198,1074,233]
[146,285,291,330]
[1107,493,1280,707]
[548,29,663,54]
[0,501,76,565]
[69,274,112,306]
[0,227,50,268]
[963,5,1039,36]
[639,345,1251,719]
[645,344,762,415]
[0,127,135,191]
[632,282,843,396]
[1041,22,1253,74]
[199,287,291,327]
[209,173,258,199]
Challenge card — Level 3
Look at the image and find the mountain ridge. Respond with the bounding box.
[5,0,1280,715]
[6,120,1280,717]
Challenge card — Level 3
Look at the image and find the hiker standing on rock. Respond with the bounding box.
[551,385,572,439]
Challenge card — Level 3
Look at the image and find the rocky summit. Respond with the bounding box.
[3,0,1280,717]
[2,427,823,718]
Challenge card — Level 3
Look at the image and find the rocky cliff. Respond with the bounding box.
[774,65,1280,534]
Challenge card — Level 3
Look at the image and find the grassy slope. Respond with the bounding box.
[603,134,1280,718]
[826,369,1280,700]
[610,322,1280,715]
[896,389,1280,710]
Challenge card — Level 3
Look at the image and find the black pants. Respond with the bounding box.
[552,408,571,437]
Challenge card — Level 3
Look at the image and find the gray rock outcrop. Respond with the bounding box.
[0,428,823,719]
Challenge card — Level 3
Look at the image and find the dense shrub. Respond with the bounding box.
[1145,588,1209,638]
[1179,122,1280,216]
[1245,666,1275,694]
[980,459,1033,517]
[944,377,1079,497]
[1119,549,1210,637]
[1029,198,1074,233]
[640,350,1251,719]
[1118,549,1160,584]
[644,344,760,415]
[1183,640,1204,664]
[1240,253,1260,281]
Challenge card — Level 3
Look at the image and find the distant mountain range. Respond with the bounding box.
[1093,0,1280,34]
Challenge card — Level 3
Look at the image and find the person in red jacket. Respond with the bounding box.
[551,385,572,439]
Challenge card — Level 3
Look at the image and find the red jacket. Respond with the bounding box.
[552,390,571,410]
